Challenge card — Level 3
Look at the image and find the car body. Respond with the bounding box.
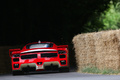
[9,41,69,75]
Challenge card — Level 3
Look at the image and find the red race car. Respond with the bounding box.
[9,41,69,75]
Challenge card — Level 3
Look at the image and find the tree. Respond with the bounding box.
[1,0,119,45]
[84,0,120,32]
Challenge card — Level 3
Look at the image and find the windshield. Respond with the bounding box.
[26,43,53,49]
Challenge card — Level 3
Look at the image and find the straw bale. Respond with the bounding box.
[73,33,96,70]
[73,30,120,71]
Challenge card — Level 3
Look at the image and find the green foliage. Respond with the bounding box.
[1,0,119,45]
[101,69,120,74]
[100,1,120,30]
[81,66,101,74]
[81,66,120,74]
[84,0,120,32]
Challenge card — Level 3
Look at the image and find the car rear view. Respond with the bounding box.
[9,41,69,75]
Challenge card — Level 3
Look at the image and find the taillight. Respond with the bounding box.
[13,58,19,62]
[60,60,66,65]
[14,64,19,68]
[60,55,66,58]
[58,50,66,54]
[12,54,20,57]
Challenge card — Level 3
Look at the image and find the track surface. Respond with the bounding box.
[0,71,120,80]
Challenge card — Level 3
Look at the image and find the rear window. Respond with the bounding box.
[26,43,53,49]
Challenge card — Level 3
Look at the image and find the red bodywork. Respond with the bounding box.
[9,42,69,72]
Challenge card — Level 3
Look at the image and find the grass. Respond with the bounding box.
[81,66,120,75]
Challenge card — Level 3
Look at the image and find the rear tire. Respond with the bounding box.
[12,71,23,75]
[59,67,69,72]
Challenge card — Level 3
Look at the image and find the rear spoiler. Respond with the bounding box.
[9,49,21,57]
[57,45,68,48]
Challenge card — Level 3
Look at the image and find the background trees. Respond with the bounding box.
[1,0,119,45]
[84,1,120,32]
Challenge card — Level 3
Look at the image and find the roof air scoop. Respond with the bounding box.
[38,40,41,43]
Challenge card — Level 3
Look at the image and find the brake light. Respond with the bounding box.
[58,50,66,54]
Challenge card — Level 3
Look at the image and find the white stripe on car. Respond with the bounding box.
[21,49,57,53]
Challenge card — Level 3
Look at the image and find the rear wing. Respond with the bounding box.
[9,49,21,57]
[57,45,68,48]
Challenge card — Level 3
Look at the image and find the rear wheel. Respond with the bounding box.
[12,71,23,75]
[59,67,69,72]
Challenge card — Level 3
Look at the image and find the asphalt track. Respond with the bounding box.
[0,71,120,80]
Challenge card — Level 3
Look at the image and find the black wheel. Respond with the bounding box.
[12,71,23,75]
[59,67,69,72]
